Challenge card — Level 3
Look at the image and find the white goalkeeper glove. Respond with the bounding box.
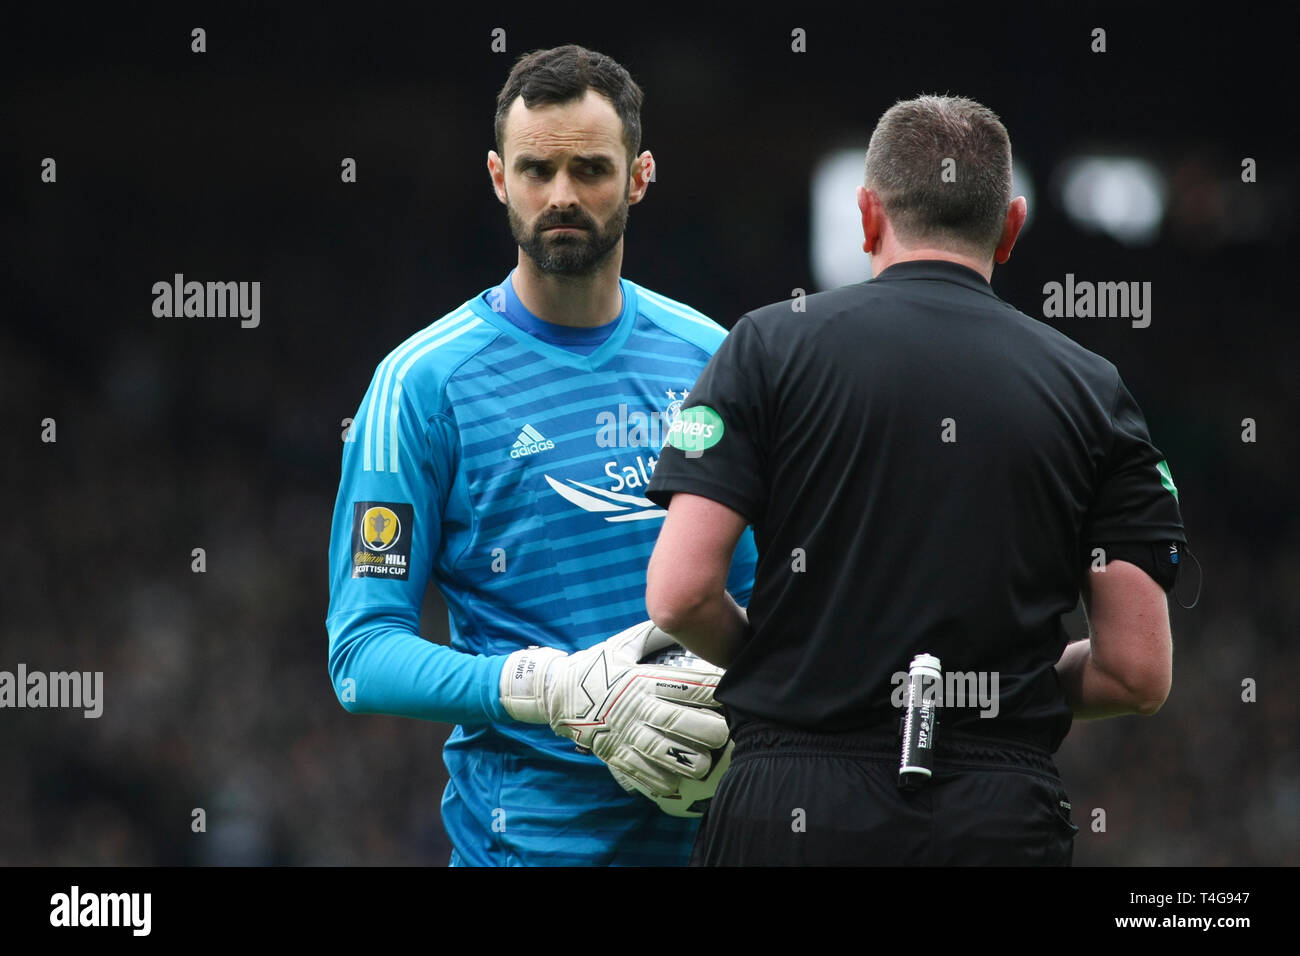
[607,738,735,818]
[499,620,730,801]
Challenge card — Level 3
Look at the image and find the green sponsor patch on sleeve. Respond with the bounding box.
[665,405,725,453]
[1156,459,1178,502]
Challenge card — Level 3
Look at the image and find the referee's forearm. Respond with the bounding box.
[649,592,747,669]
[1055,639,1164,719]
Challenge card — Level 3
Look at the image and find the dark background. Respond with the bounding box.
[2,2,1296,865]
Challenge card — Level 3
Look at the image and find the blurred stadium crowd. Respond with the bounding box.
[2,7,1295,865]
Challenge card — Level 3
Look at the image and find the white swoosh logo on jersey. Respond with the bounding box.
[543,474,666,522]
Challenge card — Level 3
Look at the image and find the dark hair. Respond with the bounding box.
[494,45,643,168]
[864,94,1013,257]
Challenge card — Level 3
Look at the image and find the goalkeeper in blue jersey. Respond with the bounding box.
[326,45,757,866]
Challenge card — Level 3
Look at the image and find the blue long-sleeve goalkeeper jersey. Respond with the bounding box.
[326,274,758,866]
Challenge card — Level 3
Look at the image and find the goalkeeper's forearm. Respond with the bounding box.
[327,611,511,724]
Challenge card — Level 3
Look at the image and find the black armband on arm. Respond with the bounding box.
[1087,541,1182,592]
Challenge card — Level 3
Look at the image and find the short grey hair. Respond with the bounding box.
[864,94,1013,257]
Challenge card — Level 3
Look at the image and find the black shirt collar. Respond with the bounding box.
[870,259,1000,300]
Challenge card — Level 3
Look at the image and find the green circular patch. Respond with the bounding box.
[666,405,725,453]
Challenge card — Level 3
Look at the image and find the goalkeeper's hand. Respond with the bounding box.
[499,620,729,799]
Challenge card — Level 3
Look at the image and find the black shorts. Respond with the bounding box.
[691,714,1079,866]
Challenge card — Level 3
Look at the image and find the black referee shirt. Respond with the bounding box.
[645,259,1186,752]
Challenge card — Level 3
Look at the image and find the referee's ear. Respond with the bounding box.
[487,150,508,205]
[628,150,654,206]
[857,186,885,256]
[993,196,1029,264]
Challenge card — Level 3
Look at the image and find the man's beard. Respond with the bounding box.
[508,197,628,277]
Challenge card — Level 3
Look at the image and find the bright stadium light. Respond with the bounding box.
[812,148,1037,290]
[1058,156,1166,245]
[811,148,871,291]
[1012,158,1035,233]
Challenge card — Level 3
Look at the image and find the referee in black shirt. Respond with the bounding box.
[643,94,1185,865]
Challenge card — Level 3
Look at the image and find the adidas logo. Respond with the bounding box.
[510,424,556,459]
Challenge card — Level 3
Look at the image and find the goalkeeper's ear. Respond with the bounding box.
[486,150,508,205]
[628,150,654,206]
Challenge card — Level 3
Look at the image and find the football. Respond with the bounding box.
[630,644,734,818]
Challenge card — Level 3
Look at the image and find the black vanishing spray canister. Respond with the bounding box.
[898,653,942,791]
